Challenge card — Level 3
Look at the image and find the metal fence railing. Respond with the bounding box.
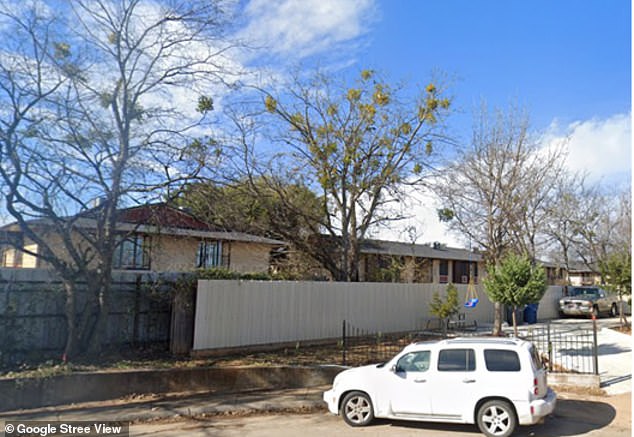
[341,321,425,366]
[341,319,600,375]
[514,320,599,375]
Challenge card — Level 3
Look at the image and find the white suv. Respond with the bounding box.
[323,337,556,437]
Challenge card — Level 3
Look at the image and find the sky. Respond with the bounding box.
[237,0,632,247]
[1,0,630,245]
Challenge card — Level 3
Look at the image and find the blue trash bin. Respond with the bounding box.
[524,303,539,324]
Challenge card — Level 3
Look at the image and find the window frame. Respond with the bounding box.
[484,349,521,372]
[196,240,223,269]
[437,348,476,372]
[113,234,150,270]
[395,351,431,373]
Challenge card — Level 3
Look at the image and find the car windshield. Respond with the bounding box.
[569,287,599,297]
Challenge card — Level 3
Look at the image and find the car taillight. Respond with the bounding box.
[533,378,539,395]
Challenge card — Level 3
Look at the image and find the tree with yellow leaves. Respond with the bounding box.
[261,70,451,281]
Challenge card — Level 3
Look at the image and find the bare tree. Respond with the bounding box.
[0,0,239,358]
[544,174,597,280]
[434,104,565,335]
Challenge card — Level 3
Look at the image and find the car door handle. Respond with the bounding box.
[462,379,476,383]
[414,378,427,383]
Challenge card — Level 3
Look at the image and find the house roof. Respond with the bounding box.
[568,263,600,274]
[359,239,483,262]
[0,203,286,247]
[116,203,215,231]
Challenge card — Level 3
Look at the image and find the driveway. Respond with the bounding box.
[508,318,631,395]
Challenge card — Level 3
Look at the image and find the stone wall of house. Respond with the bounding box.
[151,235,198,271]
[229,242,272,273]
[2,232,275,275]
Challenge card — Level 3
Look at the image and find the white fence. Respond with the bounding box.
[193,280,564,351]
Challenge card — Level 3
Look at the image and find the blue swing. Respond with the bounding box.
[464,277,479,308]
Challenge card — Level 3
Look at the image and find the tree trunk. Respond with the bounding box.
[512,305,518,337]
[619,298,629,327]
[62,279,77,362]
[87,270,112,354]
[492,302,503,336]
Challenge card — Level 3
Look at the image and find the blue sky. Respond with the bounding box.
[240,0,630,177]
[366,1,630,129]
[237,0,631,244]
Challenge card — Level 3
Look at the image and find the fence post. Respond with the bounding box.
[547,321,552,372]
[342,320,347,366]
[592,316,599,376]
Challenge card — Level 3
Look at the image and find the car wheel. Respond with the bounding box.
[610,303,618,318]
[477,400,517,437]
[341,391,374,427]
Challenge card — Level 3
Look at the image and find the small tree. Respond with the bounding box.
[429,283,460,337]
[600,251,631,327]
[484,254,547,336]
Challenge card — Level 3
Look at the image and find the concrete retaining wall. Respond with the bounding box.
[0,365,344,412]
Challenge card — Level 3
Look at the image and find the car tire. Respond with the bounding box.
[477,400,517,437]
[340,391,374,427]
[610,303,618,318]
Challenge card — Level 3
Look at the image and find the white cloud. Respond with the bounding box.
[368,185,464,248]
[545,113,631,184]
[371,113,632,247]
[239,0,378,60]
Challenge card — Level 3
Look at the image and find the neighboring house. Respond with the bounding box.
[540,261,567,286]
[358,240,568,286]
[568,263,602,286]
[0,203,285,274]
[358,240,483,285]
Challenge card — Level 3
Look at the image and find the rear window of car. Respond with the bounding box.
[570,287,598,297]
[484,349,521,372]
[438,349,475,371]
[529,345,544,370]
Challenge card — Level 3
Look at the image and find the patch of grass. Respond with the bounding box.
[0,337,410,380]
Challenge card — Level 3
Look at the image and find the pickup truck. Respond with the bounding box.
[559,286,619,318]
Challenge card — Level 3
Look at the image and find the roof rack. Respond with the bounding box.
[444,338,521,346]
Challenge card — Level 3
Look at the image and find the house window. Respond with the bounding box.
[453,261,478,284]
[113,234,150,270]
[1,247,19,268]
[439,260,449,283]
[197,241,223,268]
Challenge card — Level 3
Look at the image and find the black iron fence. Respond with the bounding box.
[341,319,600,375]
[341,320,428,366]
[515,321,599,375]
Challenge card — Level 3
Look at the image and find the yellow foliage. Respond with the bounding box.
[361,69,374,80]
[347,88,361,102]
[264,95,277,113]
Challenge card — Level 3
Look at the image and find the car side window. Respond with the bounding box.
[484,349,521,372]
[396,351,431,372]
[437,349,475,372]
